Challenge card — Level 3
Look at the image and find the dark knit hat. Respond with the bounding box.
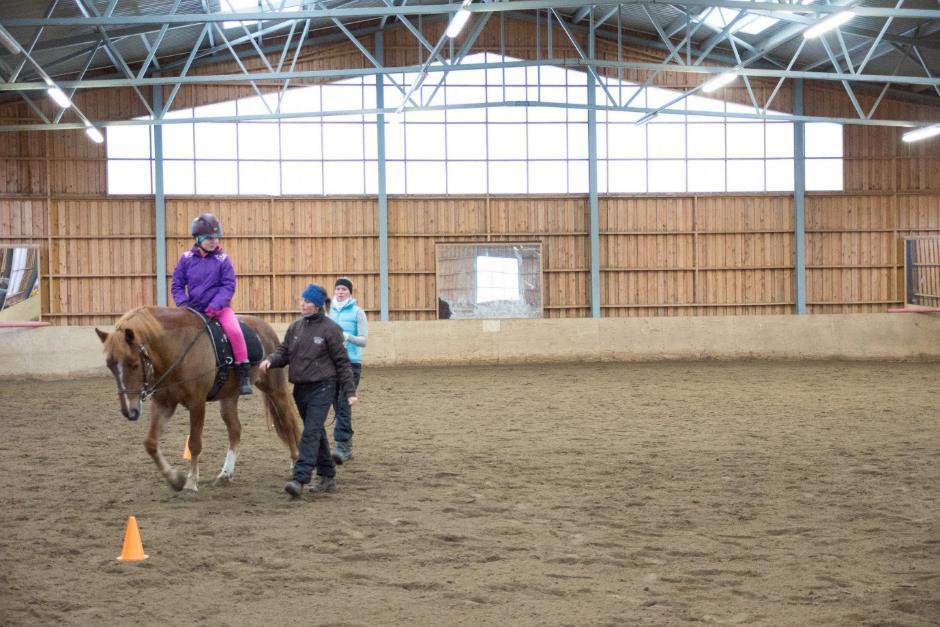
[301,283,327,307]
[335,277,353,292]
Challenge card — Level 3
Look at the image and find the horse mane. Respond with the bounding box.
[108,307,165,357]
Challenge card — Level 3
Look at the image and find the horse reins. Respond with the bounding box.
[116,326,213,402]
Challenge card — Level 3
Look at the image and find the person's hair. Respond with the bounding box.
[334,277,353,293]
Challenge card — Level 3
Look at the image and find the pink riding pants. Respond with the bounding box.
[211,306,248,363]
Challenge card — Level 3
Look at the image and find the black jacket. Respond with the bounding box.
[266,312,357,399]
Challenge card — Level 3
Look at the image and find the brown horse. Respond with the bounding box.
[95,306,301,492]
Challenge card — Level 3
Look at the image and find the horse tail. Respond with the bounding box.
[262,366,302,458]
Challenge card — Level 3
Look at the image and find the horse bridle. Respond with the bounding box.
[115,328,208,402]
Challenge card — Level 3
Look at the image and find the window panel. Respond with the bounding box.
[447,161,487,194]
[568,160,589,193]
[323,123,364,159]
[161,116,195,159]
[386,161,406,194]
[528,160,568,193]
[608,124,647,159]
[447,124,488,159]
[239,161,280,195]
[688,160,725,192]
[385,121,405,160]
[648,124,686,159]
[648,160,686,193]
[406,161,447,194]
[405,123,446,160]
[805,123,843,158]
[765,122,794,158]
[107,159,151,194]
[107,125,151,158]
[487,124,527,160]
[608,160,647,193]
[488,161,527,193]
[238,123,279,159]
[194,122,237,159]
[323,161,365,194]
[568,123,588,160]
[727,159,765,192]
[766,159,794,191]
[727,123,765,158]
[806,158,843,190]
[687,124,725,158]
[195,160,238,195]
[279,85,320,120]
[528,123,568,159]
[281,162,322,195]
[280,123,322,160]
[163,160,195,195]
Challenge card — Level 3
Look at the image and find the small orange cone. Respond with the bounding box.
[117,516,149,562]
[182,435,191,460]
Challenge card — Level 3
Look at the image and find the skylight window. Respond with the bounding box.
[697,1,813,36]
[219,0,300,29]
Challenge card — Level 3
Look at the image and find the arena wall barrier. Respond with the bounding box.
[2,313,940,380]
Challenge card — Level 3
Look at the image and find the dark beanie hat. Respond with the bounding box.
[301,283,327,307]
[335,277,353,292]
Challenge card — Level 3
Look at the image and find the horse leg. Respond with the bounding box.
[184,402,207,492]
[213,396,241,486]
[144,399,185,491]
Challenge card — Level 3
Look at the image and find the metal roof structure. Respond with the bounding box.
[0,0,938,133]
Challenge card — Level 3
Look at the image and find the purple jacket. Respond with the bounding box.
[171,246,236,313]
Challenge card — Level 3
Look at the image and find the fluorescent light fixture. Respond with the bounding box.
[803,11,855,39]
[0,24,22,54]
[47,87,72,108]
[446,0,473,38]
[84,125,104,144]
[701,72,737,93]
[902,124,940,143]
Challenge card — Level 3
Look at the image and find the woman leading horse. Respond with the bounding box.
[96,306,302,492]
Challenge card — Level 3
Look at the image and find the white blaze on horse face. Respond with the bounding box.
[116,362,130,409]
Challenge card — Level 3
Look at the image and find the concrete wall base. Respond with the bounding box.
[2,314,939,380]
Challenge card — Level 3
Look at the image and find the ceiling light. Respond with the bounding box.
[0,24,22,54]
[902,125,940,143]
[701,72,737,93]
[803,11,855,39]
[446,0,473,38]
[47,87,72,108]
[85,125,104,144]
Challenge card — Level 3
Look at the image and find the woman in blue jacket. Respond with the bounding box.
[328,277,368,463]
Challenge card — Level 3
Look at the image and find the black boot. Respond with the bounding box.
[236,362,253,395]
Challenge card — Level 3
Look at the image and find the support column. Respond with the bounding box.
[793,78,806,314]
[587,20,600,319]
[153,72,167,306]
[375,31,389,321]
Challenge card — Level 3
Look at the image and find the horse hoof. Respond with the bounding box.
[213,474,232,487]
[169,471,186,492]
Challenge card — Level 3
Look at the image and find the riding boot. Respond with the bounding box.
[236,362,253,395]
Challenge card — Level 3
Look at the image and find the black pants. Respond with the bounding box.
[332,363,361,451]
[292,379,336,484]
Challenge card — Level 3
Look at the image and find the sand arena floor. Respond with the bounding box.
[1,361,938,625]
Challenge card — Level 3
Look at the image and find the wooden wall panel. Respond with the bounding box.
[2,18,939,323]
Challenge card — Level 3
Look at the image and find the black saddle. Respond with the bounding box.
[188,308,264,400]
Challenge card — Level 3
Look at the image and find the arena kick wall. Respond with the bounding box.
[2,313,940,379]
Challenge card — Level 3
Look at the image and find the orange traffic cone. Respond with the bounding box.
[182,435,191,460]
[117,516,149,562]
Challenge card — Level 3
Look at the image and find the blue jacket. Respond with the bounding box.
[170,246,236,313]
[329,298,365,364]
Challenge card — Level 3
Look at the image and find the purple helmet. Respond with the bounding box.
[191,213,222,239]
